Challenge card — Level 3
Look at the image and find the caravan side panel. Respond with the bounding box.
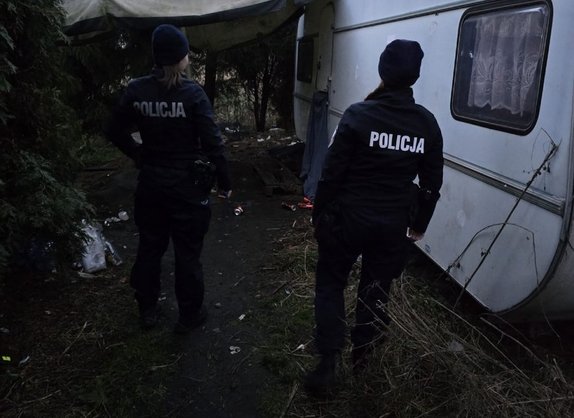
[294,0,574,320]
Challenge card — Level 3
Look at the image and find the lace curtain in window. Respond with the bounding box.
[467,7,546,116]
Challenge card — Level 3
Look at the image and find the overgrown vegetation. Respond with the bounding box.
[11,3,569,417]
[0,262,178,417]
[0,2,296,277]
[260,215,574,417]
[0,0,94,274]
[218,23,296,131]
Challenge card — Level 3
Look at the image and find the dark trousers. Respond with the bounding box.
[314,204,409,354]
[130,180,211,320]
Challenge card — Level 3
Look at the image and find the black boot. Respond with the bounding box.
[304,353,338,396]
[173,307,208,334]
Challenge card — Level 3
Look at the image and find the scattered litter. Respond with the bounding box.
[295,344,306,351]
[238,314,246,321]
[104,210,129,226]
[103,216,121,226]
[158,296,167,301]
[105,240,123,266]
[81,222,107,273]
[229,346,241,355]
[234,206,244,216]
[1,355,11,363]
[18,356,31,367]
[77,271,97,279]
[447,340,464,353]
[297,197,313,209]
[45,310,52,315]
[214,302,222,309]
[281,202,297,212]
[0,328,9,334]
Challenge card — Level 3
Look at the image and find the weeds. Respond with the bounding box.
[260,213,574,417]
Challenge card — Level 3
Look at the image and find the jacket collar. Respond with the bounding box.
[367,87,415,104]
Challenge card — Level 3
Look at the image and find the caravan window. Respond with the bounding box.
[451,3,551,134]
[297,37,314,83]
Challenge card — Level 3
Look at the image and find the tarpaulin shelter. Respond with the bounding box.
[62,0,310,50]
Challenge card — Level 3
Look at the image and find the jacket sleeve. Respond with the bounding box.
[192,88,232,191]
[312,110,357,221]
[103,83,141,163]
[412,117,444,233]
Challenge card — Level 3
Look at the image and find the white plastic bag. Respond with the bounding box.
[81,223,107,273]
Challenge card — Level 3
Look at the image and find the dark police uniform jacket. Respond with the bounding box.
[313,87,443,233]
[104,68,231,198]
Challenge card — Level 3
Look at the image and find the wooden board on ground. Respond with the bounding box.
[252,157,302,196]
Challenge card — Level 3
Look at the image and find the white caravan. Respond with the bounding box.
[294,0,574,321]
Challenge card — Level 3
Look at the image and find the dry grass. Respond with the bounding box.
[365,276,574,417]
[263,214,574,418]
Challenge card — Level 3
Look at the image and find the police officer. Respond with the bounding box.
[304,39,443,394]
[104,24,232,334]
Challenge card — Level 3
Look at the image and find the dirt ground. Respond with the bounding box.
[98,137,307,417]
[0,134,310,417]
[5,133,574,417]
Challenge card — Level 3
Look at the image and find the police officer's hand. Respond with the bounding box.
[407,228,424,242]
[218,189,232,199]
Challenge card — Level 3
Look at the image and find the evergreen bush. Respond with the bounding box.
[0,0,93,274]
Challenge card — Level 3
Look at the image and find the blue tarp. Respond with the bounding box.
[300,90,329,202]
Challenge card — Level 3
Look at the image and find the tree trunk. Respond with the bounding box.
[204,50,218,106]
[258,56,274,131]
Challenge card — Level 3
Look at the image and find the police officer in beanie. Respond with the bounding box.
[104,24,232,334]
[304,39,443,394]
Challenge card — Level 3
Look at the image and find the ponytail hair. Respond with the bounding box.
[365,80,384,100]
[158,64,184,89]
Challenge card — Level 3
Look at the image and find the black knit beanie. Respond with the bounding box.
[152,24,189,67]
[378,39,424,88]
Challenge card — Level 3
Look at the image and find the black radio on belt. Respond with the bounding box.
[192,159,216,192]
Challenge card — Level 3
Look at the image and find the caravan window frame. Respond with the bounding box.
[450,1,552,135]
[296,36,314,83]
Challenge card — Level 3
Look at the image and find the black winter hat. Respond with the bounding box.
[378,39,424,88]
[152,24,189,66]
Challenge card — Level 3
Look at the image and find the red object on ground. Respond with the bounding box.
[297,197,313,209]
